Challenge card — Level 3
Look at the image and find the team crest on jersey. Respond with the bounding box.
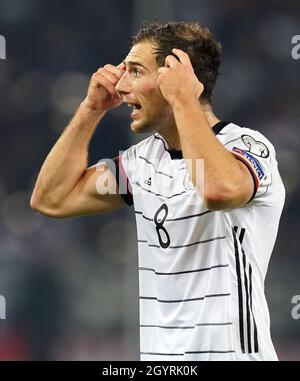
[183,172,195,190]
[241,135,269,158]
[233,148,265,180]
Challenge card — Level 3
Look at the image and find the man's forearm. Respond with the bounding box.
[173,101,243,199]
[31,101,105,208]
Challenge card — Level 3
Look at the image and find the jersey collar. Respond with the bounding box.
[156,121,230,160]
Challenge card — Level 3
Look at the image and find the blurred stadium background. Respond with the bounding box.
[0,0,299,360]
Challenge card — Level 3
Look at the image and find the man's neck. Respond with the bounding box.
[158,103,220,151]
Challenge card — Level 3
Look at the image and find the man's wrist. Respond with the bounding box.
[79,99,107,120]
[172,97,204,116]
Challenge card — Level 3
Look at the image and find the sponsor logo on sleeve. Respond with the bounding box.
[232,148,265,180]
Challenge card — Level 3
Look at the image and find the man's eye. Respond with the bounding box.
[133,68,141,77]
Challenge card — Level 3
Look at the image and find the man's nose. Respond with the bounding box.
[116,71,130,94]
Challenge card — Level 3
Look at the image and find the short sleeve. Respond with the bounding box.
[112,145,137,206]
[224,130,275,202]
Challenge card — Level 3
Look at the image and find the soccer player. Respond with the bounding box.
[30,21,285,361]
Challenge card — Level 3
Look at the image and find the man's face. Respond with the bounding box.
[116,40,174,133]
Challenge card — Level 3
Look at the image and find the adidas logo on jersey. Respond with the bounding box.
[144,177,152,186]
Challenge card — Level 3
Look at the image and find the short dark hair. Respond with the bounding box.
[131,21,222,104]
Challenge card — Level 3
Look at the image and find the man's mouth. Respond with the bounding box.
[127,102,142,110]
[126,102,142,118]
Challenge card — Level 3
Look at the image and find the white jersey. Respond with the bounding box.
[113,121,285,361]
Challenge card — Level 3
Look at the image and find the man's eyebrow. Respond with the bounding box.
[123,60,148,70]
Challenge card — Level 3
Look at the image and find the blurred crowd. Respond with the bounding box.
[0,0,299,360]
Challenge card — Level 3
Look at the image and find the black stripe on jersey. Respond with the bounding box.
[140,293,230,304]
[154,235,226,249]
[249,264,259,352]
[141,324,194,329]
[141,352,183,356]
[134,181,188,199]
[134,181,155,196]
[232,226,245,353]
[140,322,233,329]
[138,236,226,249]
[140,296,206,303]
[233,226,259,354]
[138,264,229,276]
[196,322,233,326]
[185,350,235,354]
[135,209,214,222]
[238,228,245,244]
[167,210,213,221]
[140,350,235,356]
[138,156,173,178]
[145,243,160,248]
[138,235,226,249]
[135,211,153,221]
[239,230,252,353]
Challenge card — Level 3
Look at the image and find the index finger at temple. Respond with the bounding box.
[117,62,126,70]
[104,63,125,78]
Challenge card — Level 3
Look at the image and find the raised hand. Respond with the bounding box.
[83,63,126,113]
[157,48,204,108]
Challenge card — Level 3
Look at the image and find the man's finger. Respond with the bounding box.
[97,68,120,85]
[165,55,179,68]
[103,63,125,79]
[172,48,191,66]
[117,62,126,70]
[93,72,119,98]
[158,67,169,75]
